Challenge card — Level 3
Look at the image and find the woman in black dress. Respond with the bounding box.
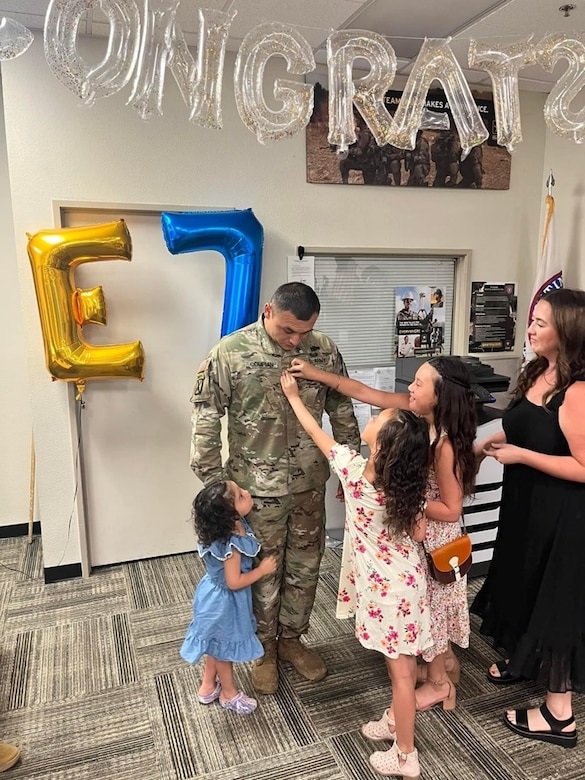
[472,288,585,748]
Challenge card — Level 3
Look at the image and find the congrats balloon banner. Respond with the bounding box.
[33,2,585,151]
[27,220,145,395]
[161,208,263,337]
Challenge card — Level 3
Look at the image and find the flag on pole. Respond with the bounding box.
[522,186,563,364]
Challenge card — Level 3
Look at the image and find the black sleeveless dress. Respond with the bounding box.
[471,377,585,693]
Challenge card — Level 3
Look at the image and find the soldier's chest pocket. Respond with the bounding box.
[300,383,327,413]
[237,371,282,421]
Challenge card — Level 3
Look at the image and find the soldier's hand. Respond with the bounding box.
[258,554,278,576]
[280,370,299,398]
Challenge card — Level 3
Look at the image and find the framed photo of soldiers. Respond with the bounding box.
[305,80,512,190]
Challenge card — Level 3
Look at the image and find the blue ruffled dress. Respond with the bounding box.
[180,520,265,664]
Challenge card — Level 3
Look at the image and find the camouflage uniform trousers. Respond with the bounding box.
[247,487,326,643]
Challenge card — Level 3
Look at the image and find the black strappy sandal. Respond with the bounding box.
[487,659,522,685]
[503,702,577,748]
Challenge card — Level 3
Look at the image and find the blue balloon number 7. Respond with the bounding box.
[161,208,264,337]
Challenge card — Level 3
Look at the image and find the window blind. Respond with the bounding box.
[314,255,456,368]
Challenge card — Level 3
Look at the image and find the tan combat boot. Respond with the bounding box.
[0,742,20,772]
[278,637,327,682]
[252,639,278,694]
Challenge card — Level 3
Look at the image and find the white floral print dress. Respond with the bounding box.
[331,444,433,659]
[419,466,470,661]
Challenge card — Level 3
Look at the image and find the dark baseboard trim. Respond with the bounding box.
[44,563,83,584]
[0,522,41,539]
[469,560,491,578]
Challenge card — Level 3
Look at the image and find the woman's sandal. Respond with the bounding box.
[361,709,396,742]
[487,658,522,686]
[415,676,456,712]
[503,702,577,748]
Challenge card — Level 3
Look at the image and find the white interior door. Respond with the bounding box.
[65,208,226,566]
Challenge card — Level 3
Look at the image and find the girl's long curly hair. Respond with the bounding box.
[192,481,238,547]
[427,356,477,497]
[373,410,431,536]
[514,288,585,406]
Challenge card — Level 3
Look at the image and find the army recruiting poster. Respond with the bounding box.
[395,286,445,358]
[306,80,512,190]
[469,282,517,352]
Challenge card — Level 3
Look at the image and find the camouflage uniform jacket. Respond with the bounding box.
[190,316,361,496]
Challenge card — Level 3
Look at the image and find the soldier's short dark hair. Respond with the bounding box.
[271,282,321,321]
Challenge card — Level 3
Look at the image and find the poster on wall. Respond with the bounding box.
[395,286,445,358]
[469,282,517,352]
[305,77,511,189]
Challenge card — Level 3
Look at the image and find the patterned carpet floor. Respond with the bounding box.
[0,536,583,780]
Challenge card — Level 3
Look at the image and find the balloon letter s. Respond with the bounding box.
[27,220,145,392]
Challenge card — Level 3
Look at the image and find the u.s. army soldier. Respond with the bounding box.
[191,282,360,695]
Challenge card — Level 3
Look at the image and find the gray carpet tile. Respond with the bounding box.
[4,568,130,631]
[195,742,347,780]
[123,554,202,610]
[0,537,43,583]
[0,685,158,780]
[3,613,137,710]
[130,602,193,676]
[0,540,584,779]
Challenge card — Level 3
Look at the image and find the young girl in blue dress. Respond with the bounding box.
[181,480,277,716]
[281,371,432,779]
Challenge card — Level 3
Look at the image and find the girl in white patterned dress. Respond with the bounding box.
[281,371,432,779]
[289,356,477,714]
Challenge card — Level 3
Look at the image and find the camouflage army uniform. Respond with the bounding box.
[431,132,461,187]
[405,134,430,186]
[191,316,360,642]
[396,308,419,322]
[459,143,484,188]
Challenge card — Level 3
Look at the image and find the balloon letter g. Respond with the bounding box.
[27,220,145,393]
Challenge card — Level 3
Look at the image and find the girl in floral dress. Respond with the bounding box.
[289,356,477,713]
[281,371,432,779]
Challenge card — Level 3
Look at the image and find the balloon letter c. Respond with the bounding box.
[27,220,145,392]
[161,208,264,336]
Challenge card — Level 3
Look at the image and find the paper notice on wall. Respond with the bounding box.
[287,255,315,288]
[373,366,395,392]
[349,402,369,434]
[349,368,375,387]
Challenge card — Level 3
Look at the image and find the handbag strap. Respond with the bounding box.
[422,514,467,553]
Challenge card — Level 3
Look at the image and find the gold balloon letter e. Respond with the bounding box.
[27,220,145,390]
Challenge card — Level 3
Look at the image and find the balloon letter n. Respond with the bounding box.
[27,220,145,392]
[161,208,264,336]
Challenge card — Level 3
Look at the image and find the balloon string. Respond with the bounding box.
[55,393,85,568]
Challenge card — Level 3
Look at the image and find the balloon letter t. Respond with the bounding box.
[27,220,145,394]
[161,208,264,337]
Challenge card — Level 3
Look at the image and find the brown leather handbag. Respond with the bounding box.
[425,520,472,584]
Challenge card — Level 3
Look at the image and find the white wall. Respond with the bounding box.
[541,128,585,290]
[0,81,34,530]
[1,36,575,570]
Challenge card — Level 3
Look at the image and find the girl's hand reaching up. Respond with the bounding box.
[258,554,278,577]
[280,370,299,399]
[289,358,317,380]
